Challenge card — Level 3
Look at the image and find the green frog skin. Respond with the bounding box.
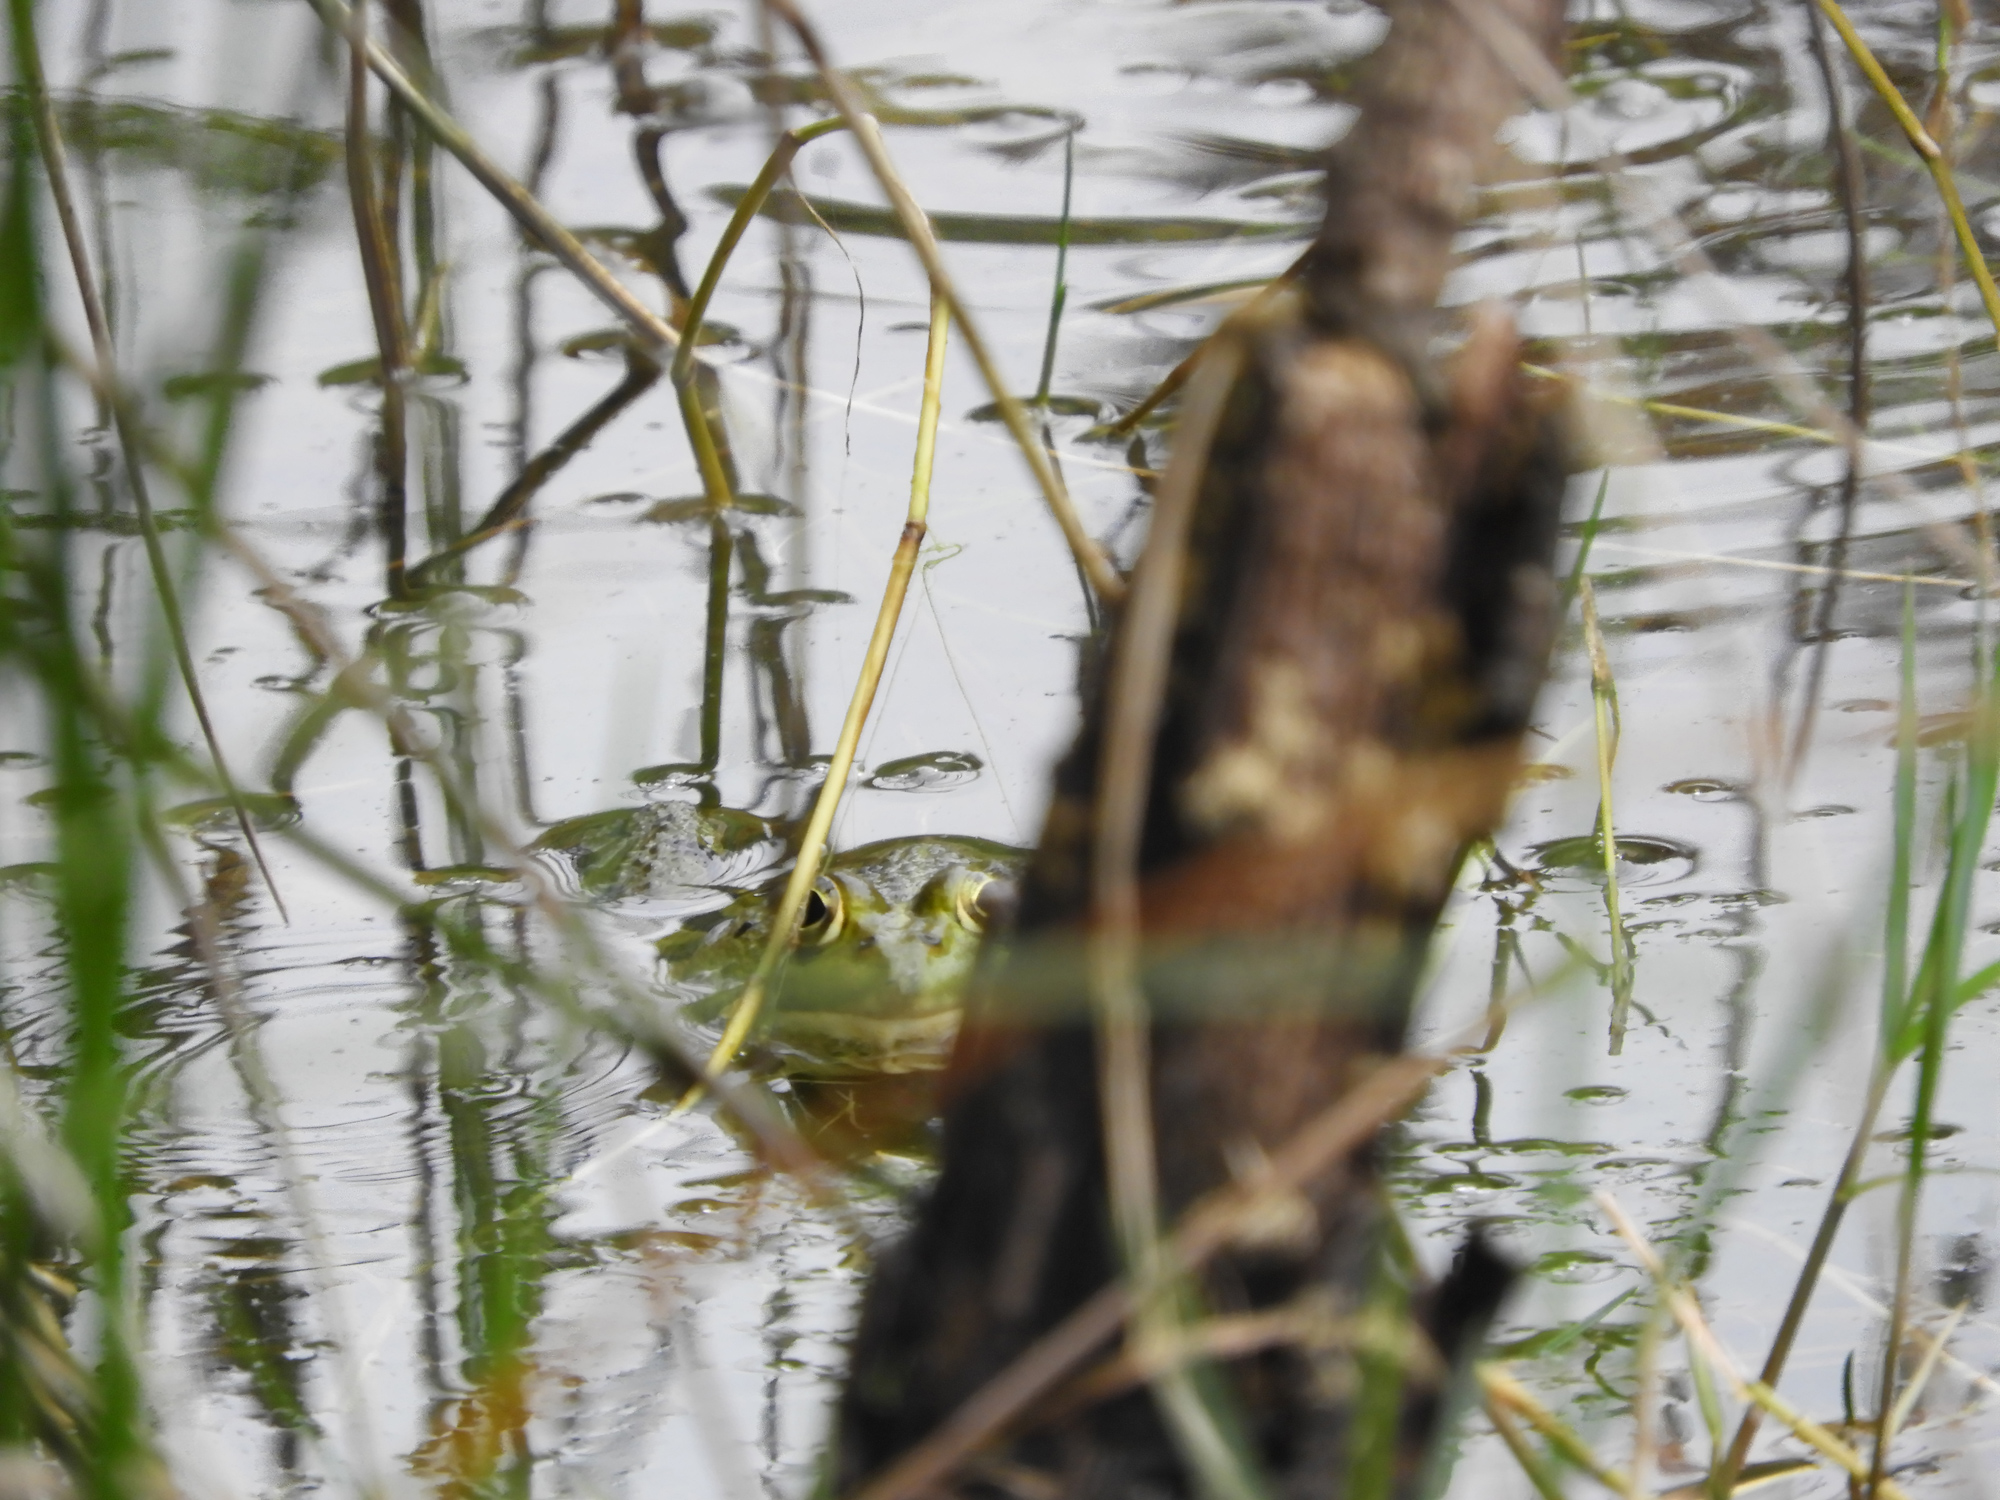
[662,836,1024,1078]
[532,801,783,900]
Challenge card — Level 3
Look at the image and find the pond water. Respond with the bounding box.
[10,0,2000,1494]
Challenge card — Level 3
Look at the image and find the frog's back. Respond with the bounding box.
[534,801,782,899]
[828,835,1024,902]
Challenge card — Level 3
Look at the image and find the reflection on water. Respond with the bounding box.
[10,0,2000,1493]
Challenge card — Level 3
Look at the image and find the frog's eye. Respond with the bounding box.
[798,876,845,945]
[954,872,1016,934]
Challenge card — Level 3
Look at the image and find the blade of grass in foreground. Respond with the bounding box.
[0,22,151,1483]
[1867,587,2000,1493]
[17,0,289,921]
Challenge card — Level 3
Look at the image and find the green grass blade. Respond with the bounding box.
[1034,126,1076,406]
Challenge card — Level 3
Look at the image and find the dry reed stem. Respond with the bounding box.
[301,0,683,355]
[1884,1302,1965,1440]
[759,0,1125,606]
[1595,1191,1914,1500]
[20,19,289,923]
[1479,1365,1643,1498]
[1482,1388,1570,1500]
[1592,541,1974,591]
[684,290,952,1099]
[1812,0,2000,346]
[133,831,389,1493]
[1056,1298,1430,1412]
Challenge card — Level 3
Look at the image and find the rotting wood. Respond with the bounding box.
[835,0,1572,1494]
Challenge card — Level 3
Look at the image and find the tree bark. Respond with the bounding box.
[838,0,1571,1493]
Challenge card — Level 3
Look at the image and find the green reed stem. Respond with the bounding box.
[1867,601,2000,1493]
[1034,128,1075,406]
[1887,589,1918,1039]
[1579,581,1632,1053]
[1560,470,1611,618]
[1346,1243,1412,1500]
[1813,0,2000,348]
[343,0,414,599]
[672,115,849,389]
[685,289,952,1100]
[698,514,733,773]
[0,41,146,1492]
[1599,1194,1916,1500]
[1716,584,1918,1491]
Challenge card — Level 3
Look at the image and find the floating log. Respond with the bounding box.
[838,0,1572,1491]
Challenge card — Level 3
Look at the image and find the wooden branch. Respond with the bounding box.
[836,0,1571,1492]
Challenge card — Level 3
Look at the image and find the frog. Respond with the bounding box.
[658,835,1024,1079]
[532,800,786,901]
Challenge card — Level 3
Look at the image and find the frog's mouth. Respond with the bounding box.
[763,1007,961,1077]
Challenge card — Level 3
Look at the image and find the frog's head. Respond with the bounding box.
[664,835,1023,1077]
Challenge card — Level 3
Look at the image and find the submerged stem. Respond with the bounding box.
[20,4,288,922]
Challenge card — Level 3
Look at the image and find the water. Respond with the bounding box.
[9,0,2000,1493]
